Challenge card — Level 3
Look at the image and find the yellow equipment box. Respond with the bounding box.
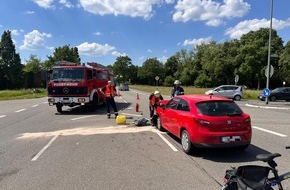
[116,115,126,125]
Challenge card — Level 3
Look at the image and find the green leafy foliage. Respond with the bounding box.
[0,30,23,89]
[45,45,80,69]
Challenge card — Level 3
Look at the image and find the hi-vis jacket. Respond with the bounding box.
[149,93,164,106]
[102,85,116,98]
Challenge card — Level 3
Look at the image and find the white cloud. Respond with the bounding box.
[11,30,20,36]
[183,37,212,46]
[31,0,54,9]
[165,0,175,3]
[59,0,74,8]
[158,55,168,63]
[173,0,250,26]
[77,42,116,56]
[79,0,172,20]
[225,17,290,39]
[20,30,52,51]
[112,51,127,57]
[25,11,35,14]
[139,56,145,61]
[147,49,152,53]
[94,32,102,36]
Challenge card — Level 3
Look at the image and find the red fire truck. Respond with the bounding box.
[47,61,114,112]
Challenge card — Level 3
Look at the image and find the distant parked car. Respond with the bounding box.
[205,85,243,101]
[156,95,252,154]
[118,83,129,91]
[258,87,290,101]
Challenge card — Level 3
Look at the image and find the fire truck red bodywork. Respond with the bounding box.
[47,61,114,112]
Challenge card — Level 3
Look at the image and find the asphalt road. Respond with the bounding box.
[0,91,290,190]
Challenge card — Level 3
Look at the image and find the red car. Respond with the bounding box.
[156,94,252,154]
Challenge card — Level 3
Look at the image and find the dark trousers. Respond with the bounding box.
[106,97,118,116]
[149,105,157,125]
[149,105,156,118]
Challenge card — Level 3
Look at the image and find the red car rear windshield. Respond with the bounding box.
[196,101,243,116]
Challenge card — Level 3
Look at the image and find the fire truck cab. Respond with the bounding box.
[47,61,114,113]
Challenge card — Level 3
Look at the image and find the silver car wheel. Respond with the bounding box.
[156,116,163,131]
[181,131,189,151]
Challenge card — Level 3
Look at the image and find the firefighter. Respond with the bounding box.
[171,80,184,98]
[100,81,118,119]
[149,90,163,126]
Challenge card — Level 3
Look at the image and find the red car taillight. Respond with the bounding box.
[194,118,210,126]
[245,117,251,124]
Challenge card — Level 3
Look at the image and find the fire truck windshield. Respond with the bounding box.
[52,68,84,82]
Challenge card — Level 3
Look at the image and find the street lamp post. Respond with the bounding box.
[266,0,274,105]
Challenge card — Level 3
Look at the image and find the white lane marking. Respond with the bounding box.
[31,134,59,161]
[32,104,39,107]
[246,103,290,110]
[71,115,96,121]
[156,132,178,152]
[253,126,287,137]
[43,101,48,104]
[0,115,7,118]
[15,109,26,113]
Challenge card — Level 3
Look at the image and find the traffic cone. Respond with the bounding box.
[137,93,140,100]
[135,103,139,112]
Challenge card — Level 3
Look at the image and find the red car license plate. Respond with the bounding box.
[221,136,241,143]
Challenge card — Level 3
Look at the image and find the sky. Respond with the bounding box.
[1,0,290,66]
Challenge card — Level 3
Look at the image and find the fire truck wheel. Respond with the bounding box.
[56,105,62,113]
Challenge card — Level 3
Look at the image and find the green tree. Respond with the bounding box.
[236,28,283,89]
[23,55,42,73]
[0,30,23,89]
[279,40,290,84]
[164,56,179,77]
[112,56,135,84]
[137,58,164,85]
[194,41,222,87]
[174,49,195,80]
[45,45,80,68]
[23,55,44,88]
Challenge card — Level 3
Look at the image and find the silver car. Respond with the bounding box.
[118,83,129,91]
[205,85,243,101]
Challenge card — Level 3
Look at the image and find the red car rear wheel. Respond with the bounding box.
[156,116,164,131]
[181,130,193,154]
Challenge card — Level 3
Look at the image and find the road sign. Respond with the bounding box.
[263,88,270,97]
[155,76,159,81]
[265,65,274,78]
[234,75,239,84]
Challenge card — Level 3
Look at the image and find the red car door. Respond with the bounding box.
[161,98,180,134]
[170,99,191,137]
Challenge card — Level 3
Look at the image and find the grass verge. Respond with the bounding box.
[0,88,47,101]
[129,85,261,100]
